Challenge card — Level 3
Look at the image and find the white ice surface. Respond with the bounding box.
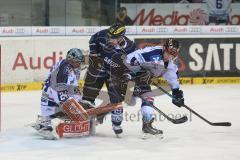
[1,85,240,160]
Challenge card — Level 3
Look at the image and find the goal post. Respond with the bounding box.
[0,44,2,132]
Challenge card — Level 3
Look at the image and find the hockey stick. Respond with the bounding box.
[152,83,231,127]
[80,66,88,71]
[150,104,188,124]
[62,98,122,122]
[124,81,136,105]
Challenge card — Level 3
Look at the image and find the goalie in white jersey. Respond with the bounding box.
[122,39,184,137]
[32,48,85,139]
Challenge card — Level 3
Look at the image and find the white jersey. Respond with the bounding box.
[41,59,81,116]
[206,0,231,17]
[124,46,180,89]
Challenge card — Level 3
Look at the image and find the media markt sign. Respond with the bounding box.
[122,3,240,25]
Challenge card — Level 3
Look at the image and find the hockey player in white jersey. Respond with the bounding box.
[32,48,85,139]
[122,39,184,138]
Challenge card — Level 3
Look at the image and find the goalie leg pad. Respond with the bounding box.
[37,118,94,139]
[56,120,92,138]
[61,98,89,122]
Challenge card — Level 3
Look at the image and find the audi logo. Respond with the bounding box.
[15,28,25,34]
[50,28,60,33]
[86,28,97,33]
[156,28,168,32]
[126,28,131,32]
[189,28,201,32]
[225,27,238,33]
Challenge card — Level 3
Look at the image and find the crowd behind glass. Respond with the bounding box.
[0,0,239,26]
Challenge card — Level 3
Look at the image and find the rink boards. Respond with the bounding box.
[1,77,240,92]
[0,28,240,92]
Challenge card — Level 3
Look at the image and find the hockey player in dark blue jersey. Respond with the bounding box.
[81,23,136,136]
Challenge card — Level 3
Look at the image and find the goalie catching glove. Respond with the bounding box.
[172,88,184,107]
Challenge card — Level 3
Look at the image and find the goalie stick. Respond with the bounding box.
[153,83,232,127]
[39,99,122,139]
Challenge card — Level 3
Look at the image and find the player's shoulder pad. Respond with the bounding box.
[62,61,74,75]
[141,45,163,52]
[89,29,108,43]
[124,37,137,53]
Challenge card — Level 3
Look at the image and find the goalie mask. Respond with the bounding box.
[164,39,180,57]
[66,48,85,68]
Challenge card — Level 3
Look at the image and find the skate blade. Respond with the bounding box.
[115,133,122,138]
[142,132,164,140]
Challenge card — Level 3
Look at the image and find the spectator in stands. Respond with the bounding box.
[116,7,133,25]
[178,0,190,3]
[206,0,232,25]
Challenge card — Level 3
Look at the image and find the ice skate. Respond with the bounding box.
[112,125,123,138]
[142,118,163,140]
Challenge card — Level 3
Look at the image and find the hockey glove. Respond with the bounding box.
[89,54,104,69]
[172,88,184,107]
[121,73,132,83]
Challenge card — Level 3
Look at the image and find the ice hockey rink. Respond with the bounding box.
[1,84,240,160]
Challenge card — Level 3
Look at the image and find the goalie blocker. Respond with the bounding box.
[50,98,122,139]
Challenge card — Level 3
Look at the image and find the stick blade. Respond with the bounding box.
[171,116,188,124]
[211,122,232,127]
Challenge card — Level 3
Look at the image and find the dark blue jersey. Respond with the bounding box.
[89,29,136,71]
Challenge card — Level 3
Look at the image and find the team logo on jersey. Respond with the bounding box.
[150,55,161,62]
[104,57,120,68]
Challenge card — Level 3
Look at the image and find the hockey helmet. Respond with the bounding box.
[66,48,85,67]
[164,39,180,57]
[107,22,126,39]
